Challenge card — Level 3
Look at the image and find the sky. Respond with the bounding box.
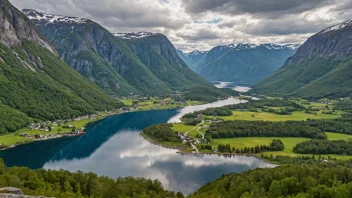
[10,0,352,52]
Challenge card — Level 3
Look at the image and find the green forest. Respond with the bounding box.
[0,159,181,198]
[191,164,352,198]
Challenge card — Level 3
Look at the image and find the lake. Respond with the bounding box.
[212,81,252,92]
[0,98,274,195]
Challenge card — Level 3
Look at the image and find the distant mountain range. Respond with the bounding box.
[252,20,352,99]
[178,43,299,85]
[23,10,211,96]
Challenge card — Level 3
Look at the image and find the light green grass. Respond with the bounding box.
[209,133,352,160]
[218,111,340,121]
[187,128,199,138]
[0,135,32,146]
[326,132,352,141]
[171,124,195,133]
[210,137,309,155]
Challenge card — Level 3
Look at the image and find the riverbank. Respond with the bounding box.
[0,98,213,150]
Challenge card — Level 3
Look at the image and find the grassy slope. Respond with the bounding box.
[0,41,122,134]
[252,55,352,99]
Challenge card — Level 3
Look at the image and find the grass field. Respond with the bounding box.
[171,123,195,133]
[218,110,340,122]
[209,132,352,160]
[0,135,32,147]
[326,132,352,141]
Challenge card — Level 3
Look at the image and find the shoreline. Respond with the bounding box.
[0,100,216,151]
[140,132,278,164]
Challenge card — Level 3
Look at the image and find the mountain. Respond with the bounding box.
[177,50,208,71]
[115,32,212,89]
[252,20,352,99]
[0,0,121,134]
[24,10,212,96]
[192,43,298,85]
[23,10,177,96]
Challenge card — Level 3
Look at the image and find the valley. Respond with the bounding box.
[1,0,352,197]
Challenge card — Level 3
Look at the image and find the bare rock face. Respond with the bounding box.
[0,0,56,55]
[0,187,51,198]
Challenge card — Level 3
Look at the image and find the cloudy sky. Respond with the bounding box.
[10,0,352,52]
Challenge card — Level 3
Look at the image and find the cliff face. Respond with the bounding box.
[0,1,55,53]
[252,20,352,99]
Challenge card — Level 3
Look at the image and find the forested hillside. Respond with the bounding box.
[0,0,122,134]
[252,20,352,99]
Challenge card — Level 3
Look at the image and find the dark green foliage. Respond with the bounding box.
[185,86,239,102]
[191,164,352,198]
[183,118,202,126]
[198,107,233,116]
[217,140,284,154]
[0,159,178,198]
[0,104,32,134]
[142,124,181,142]
[206,120,325,139]
[228,99,306,112]
[294,140,352,155]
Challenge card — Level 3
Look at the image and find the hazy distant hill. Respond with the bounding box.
[179,44,298,85]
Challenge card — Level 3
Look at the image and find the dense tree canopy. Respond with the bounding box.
[294,140,352,155]
[191,164,352,198]
[206,120,325,139]
[0,159,179,198]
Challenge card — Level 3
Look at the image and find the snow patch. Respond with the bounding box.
[22,9,88,24]
[113,32,160,40]
[185,50,207,57]
[319,19,352,34]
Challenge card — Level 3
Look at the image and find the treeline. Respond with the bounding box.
[0,159,180,198]
[216,139,284,154]
[185,86,238,103]
[293,140,352,155]
[0,104,32,134]
[206,120,325,139]
[182,99,306,118]
[142,124,181,142]
[191,164,352,198]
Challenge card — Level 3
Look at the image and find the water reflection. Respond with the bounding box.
[44,131,275,195]
[0,98,274,194]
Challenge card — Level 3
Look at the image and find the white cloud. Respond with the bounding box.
[10,0,352,52]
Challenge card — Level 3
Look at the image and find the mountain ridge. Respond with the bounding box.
[251,19,352,99]
[178,43,298,85]
[24,10,212,96]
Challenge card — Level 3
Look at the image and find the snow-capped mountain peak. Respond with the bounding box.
[113,32,160,40]
[185,50,208,56]
[22,9,88,24]
[319,19,352,34]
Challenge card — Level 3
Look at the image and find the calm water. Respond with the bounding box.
[0,98,274,194]
[212,81,251,93]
